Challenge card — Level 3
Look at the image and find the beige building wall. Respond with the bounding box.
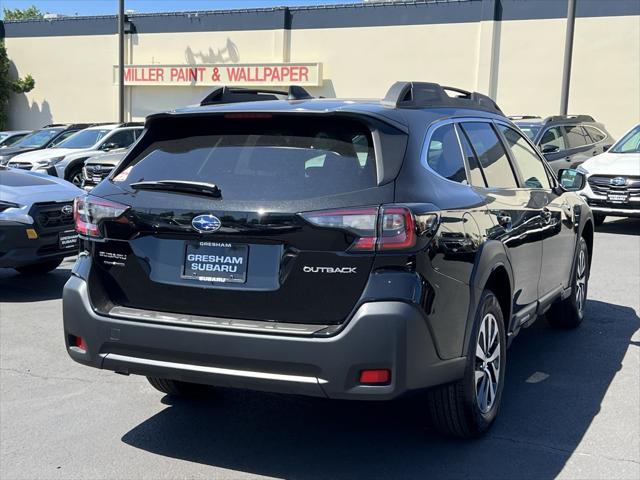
[5,13,639,137]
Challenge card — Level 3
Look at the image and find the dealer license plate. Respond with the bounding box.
[607,192,629,204]
[182,241,248,283]
[59,230,79,250]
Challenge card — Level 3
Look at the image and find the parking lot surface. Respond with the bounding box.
[1,218,639,480]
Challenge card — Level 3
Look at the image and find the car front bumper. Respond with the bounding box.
[0,221,77,268]
[63,274,465,400]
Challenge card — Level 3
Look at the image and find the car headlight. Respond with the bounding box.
[37,156,65,168]
[0,200,21,212]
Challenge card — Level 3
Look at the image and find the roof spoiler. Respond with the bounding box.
[382,81,503,114]
[200,85,313,106]
[544,114,595,123]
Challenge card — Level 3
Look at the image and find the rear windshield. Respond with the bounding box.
[115,116,377,201]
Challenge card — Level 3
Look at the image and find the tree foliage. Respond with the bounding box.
[0,42,36,129]
[3,5,44,21]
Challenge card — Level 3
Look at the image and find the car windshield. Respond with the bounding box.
[56,129,110,149]
[516,125,541,140]
[13,129,63,148]
[610,125,640,153]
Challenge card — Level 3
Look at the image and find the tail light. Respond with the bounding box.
[301,205,436,252]
[74,194,130,238]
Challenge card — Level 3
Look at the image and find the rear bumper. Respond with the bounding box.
[0,221,76,268]
[63,275,465,400]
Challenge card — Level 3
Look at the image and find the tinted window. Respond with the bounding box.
[13,128,63,148]
[49,130,78,147]
[563,125,590,148]
[516,125,541,140]
[117,117,377,201]
[611,125,640,153]
[499,125,551,189]
[426,124,467,183]
[0,133,27,147]
[539,127,566,152]
[584,126,606,143]
[460,122,518,188]
[104,129,136,149]
[456,124,486,187]
[57,129,111,149]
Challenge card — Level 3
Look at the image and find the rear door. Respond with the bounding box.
[538,125,568,173]
[86,113,404,325]
[561,125,594,170]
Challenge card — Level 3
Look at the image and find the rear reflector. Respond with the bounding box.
[72,335,88,352]
[359,369,391,385]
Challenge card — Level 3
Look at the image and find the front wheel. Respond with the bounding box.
[426,290,506,438]
[15,258,63,274]
[67,167,83,187]
[547,237,589,329]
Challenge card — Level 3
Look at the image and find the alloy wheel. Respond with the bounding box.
[475,312,501,414]
[575,248,587,314]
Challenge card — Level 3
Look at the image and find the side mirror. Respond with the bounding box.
[101,143,117,151]
[602,144,613,151]
[541,144,560,154]
[558,169,586,191]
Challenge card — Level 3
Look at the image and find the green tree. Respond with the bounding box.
[0,42,35,130]
[3,5,44,21]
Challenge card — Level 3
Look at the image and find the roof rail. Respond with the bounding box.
[200,85,313,106]
[544,114,595,123]
[508,115,542,120]
[382,81,503,114]
[118,122,144,127]
[42,123,69,128]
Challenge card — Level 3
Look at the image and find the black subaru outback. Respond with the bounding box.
[64,83,594,438]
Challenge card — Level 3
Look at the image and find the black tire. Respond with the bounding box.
[593,214,606,226]
[67,166,83,187]
[15,258,63,274]
[547,237,589,329]
[426,290,506,438]
[147,377,213,397]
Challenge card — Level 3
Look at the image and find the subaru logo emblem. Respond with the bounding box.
[191,214,222,233]
[610,177,626,186]
[94,165,101,173]
[61,205,73,215]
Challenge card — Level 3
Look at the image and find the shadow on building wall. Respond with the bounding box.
[7,61,53,130]
[185,39,240,65]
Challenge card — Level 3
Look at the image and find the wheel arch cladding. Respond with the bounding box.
[66,158,89,179]
[484,266,512,334]
[581,220,594,269]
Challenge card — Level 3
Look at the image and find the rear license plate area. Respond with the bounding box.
[58,230,79,250]
[182,241,248,283]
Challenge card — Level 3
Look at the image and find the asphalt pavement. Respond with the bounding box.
[1,217,639,480]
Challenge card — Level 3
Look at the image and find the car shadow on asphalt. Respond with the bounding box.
[0,266,72,302]
[121,299,639,479]
[596,217,640,236]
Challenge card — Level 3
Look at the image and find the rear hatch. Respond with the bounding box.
[83,112,407,325]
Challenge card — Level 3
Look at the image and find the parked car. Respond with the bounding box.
[511,115,614,173]
[63,82,594,438]
[81,148,128,190]
[0,124,91,166]
[8,123,143,186]
[0,166,83,274]
[0,130,31,148]
[577,123,640,225]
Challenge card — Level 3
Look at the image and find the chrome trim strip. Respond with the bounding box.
[108,305,336,337]
[590,206,640,214]
[103,353,328,384]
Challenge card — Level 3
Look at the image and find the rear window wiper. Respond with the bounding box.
[129,180,222,198]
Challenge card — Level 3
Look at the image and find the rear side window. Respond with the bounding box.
[460,122,518,188]
[563,125,590,148]
[105,129,136,149]
[426,124,467,183]
[498,125,551,189]
[584,126,606,143]
[539,127,566,151]
[457,125,486,187]
[117,116,377,201]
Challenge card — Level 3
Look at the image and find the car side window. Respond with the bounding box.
[456,124,486,187]
[105,130,136,148]
[563,125,591,148]
[584,126,606,143]
[426,124,467,183]
[49,130,77,147]
[539,126,567,152]
[498,125,551,189]
[460,122,518,188]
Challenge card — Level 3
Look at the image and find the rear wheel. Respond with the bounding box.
[593,213,606,226]
[547,237,589,329]
[147,377,214,397]
[426,290,506,438]
[15,258,63,274]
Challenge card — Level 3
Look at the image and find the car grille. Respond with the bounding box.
[84,164,114,182]
[29,202,75,232]
[588,175,640,197]
[8,162,33,170]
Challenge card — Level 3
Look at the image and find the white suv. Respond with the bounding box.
[8,123,143,186]
[578,123,640,224]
